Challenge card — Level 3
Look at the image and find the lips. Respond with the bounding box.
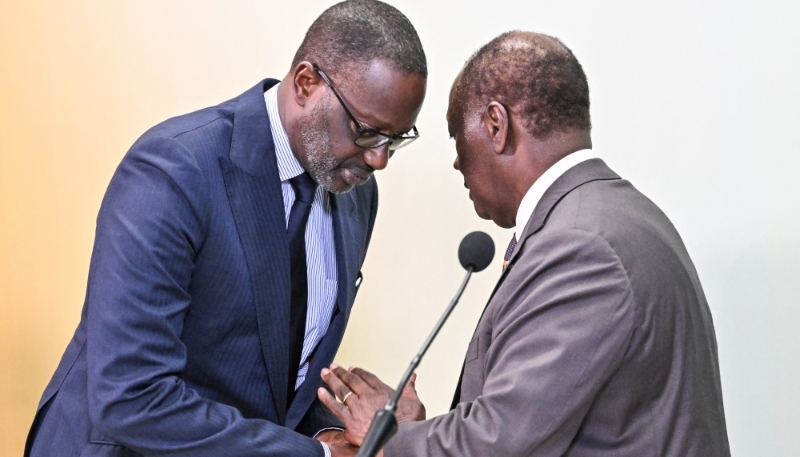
[343,168,371,186]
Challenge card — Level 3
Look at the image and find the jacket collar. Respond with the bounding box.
[221,79,362,425]
[229,79,281,176]
[501,158,619,278]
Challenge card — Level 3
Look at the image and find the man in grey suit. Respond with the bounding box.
[317,31,730,456]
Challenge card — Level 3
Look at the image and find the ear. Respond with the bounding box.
[291,61,323,108]
[482,101,511,154]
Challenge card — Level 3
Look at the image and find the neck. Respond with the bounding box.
[508,130,592,217]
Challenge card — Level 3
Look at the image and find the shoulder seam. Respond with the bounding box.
[169,111,235,140]
[132,136,211,242]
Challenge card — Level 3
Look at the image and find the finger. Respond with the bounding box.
[350,367,387,391]
[405,372,417,389]
[330,364,372,395]
[321,367,355,402]
[403,373,419,399]
[317,386,351,423]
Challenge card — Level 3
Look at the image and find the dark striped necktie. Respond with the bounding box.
[286,172,316,405]
[502,233,517,270]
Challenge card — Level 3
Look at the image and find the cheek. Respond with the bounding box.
[335,146,367,169]
[319,126,358,167]
[330,122,370,164]
[454,140,470,175]
[456,149,480,184]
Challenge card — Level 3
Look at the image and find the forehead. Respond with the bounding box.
[336,60,426,132]
[446,104,459,136]
[446,74,462,133]
[446,96,471,136]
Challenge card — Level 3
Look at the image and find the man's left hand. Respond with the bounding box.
[316,430,361,457]
[317,364,425,446]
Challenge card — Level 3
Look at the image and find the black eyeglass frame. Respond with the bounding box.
[312,63,420,151]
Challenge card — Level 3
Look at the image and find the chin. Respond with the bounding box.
[494,219,516,229]
[472,201,514,228]
[325,174,356,195]
[476,207,514,229]
[473,204,491,221]
[325,182,353,195]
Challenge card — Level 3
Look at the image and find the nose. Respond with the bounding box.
[363,143,391,171]
[453,155,460,170]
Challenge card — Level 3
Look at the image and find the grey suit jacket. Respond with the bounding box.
[385,159,729,456]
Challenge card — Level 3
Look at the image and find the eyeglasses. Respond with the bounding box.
[312,63,420,151]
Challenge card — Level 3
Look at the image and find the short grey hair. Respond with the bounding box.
[291,0,427,79]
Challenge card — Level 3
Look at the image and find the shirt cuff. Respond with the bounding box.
[314,428,343,457]
[313,426,345,438]
[320,441,331,457]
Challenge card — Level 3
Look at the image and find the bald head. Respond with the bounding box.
[450,31,590,140]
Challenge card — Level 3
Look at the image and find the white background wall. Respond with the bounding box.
[1,1,798,455]
[341,2,800,455]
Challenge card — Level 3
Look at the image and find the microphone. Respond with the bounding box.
[356,231,495,457]
[458,231,495,272]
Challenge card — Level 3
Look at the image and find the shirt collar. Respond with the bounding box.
[265,83,305,182]
[514,148,597,240]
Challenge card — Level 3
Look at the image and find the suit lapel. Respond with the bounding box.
[220,78,366,426]
[499,158,619,289]
[285,191,360,429]
[330,192,359,317]
[220,79,293,423]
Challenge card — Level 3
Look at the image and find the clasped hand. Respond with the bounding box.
[316,364,426,453]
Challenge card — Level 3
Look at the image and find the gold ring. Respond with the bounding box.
[341,391,354,406]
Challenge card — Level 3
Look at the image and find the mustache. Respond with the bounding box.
[339,160,374,177]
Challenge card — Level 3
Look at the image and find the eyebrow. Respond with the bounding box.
[335,85,414,135]
[363,116,414,137]
[446,118,455,137]
[348,103,409,135]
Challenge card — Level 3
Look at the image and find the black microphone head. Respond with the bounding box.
[458,231,495,272]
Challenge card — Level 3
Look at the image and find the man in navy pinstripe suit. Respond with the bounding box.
[25,1,426,456]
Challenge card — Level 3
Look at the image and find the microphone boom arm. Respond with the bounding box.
[388,265,473,409]
[356,265,475,457]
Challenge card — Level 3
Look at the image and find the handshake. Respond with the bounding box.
[313,232,494,456]
[314,364,427,457]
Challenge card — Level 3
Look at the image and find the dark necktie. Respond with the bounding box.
[502,233,517,270]
[286,172,317,405]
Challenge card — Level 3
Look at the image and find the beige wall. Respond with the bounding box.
[0,2,503,453]
[2,1,799,456]
[0,1,289,451]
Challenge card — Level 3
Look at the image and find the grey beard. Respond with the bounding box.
[299,93,342,193]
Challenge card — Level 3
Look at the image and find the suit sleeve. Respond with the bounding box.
[86,137,324,456]
[295,396,345,437]
[384,228,635,457]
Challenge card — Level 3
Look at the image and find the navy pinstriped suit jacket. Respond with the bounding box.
[26,79,378,457]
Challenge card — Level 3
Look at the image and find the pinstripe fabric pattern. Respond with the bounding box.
[25,80,374,457]
[265,85,338,390]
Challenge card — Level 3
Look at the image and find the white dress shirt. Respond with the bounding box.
[265,84,338,389]
[515,149,598,240]
[265,84,338,457]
